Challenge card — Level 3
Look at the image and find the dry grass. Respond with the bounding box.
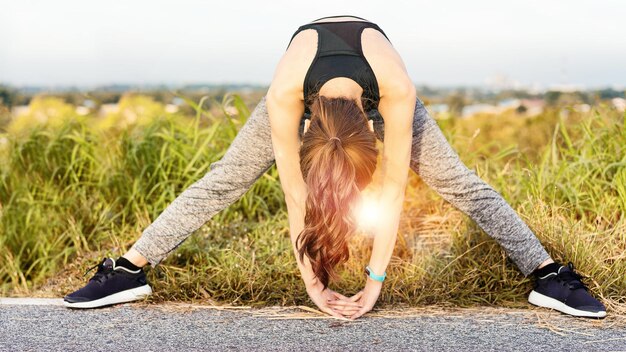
[132,301,626,334]
[1,93,624,315]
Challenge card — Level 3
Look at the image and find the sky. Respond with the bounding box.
[1,0,625,89]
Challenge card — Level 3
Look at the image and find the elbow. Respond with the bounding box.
[266,91,279,111]
[402,84,417,109]
[407,83,417,97]
[398,82,417,115]
[266,89,280,111]
[391,79,416,100]
[266,86,290,106]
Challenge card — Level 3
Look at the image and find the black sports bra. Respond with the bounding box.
[285,15,392,116]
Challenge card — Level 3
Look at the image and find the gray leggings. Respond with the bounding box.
[131,95,551,276]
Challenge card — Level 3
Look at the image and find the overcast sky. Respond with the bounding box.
[1,0,625,88]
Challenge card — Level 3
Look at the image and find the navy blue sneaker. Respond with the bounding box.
[64,258,152,309]
[528,262,606,318]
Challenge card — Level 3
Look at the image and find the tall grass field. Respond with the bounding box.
[1,93,624,313]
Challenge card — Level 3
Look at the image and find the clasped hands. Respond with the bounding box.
[306,277,383,320]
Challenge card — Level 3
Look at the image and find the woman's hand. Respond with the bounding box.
[306,280,360,319]
[333,278,383,320]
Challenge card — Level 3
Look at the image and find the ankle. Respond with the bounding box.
[116,256,143,271]
[537,258,555,269]
[122,248,149,268]
[533,261,562,278]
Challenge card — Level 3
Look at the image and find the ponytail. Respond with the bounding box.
[296,95,378,289]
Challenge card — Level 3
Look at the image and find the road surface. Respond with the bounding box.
[1,299,624,351]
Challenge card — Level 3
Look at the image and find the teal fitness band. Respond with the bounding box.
[365,266,386,282]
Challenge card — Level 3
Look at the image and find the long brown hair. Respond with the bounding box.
[297,94,378,289]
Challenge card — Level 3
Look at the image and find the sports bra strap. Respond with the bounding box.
[286,21,391,51]
[309,15,370,22]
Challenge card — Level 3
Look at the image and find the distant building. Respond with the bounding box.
[612,98,626,112]
[98,103,119,118]
[548,84,586,92]
[460,98,545,118]
[461,104,500,118]
[498,98,521,109]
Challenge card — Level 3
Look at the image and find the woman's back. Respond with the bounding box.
[277,15,406,117]
[286,16,392,115]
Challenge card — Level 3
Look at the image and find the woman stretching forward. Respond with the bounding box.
[64,15,606,319]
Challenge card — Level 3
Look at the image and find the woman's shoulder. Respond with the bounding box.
[361,29,413,97]
[271,29,318,100]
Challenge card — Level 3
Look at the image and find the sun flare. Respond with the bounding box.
[356,195,382,234]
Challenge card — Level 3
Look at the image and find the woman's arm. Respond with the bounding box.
[267,82,353,319]
[344,82,415,320]
[367,81,416,276]
[342,40,416,318]
[365,35,417,276]
[266,85,317,287]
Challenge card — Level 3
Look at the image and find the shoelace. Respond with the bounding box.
[83,258,117,284]
[555,262,588,291]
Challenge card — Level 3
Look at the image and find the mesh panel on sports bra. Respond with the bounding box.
[285,20,391,116]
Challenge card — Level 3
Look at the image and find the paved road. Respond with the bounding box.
[1,299,624,351]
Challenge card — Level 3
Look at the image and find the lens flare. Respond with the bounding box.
[356,195,381,234]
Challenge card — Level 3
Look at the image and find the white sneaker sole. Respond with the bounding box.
[64,284,152,309]
[528,290,606,318]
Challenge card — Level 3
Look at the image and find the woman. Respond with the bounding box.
[64,15,606,319]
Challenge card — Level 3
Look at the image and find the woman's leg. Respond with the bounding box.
[130,95,276,267]
[370,98,552,277]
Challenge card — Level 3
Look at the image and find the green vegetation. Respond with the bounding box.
[0,93,624,314]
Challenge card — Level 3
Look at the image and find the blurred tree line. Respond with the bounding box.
[0,84,270,132]
[0,83,623,132]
